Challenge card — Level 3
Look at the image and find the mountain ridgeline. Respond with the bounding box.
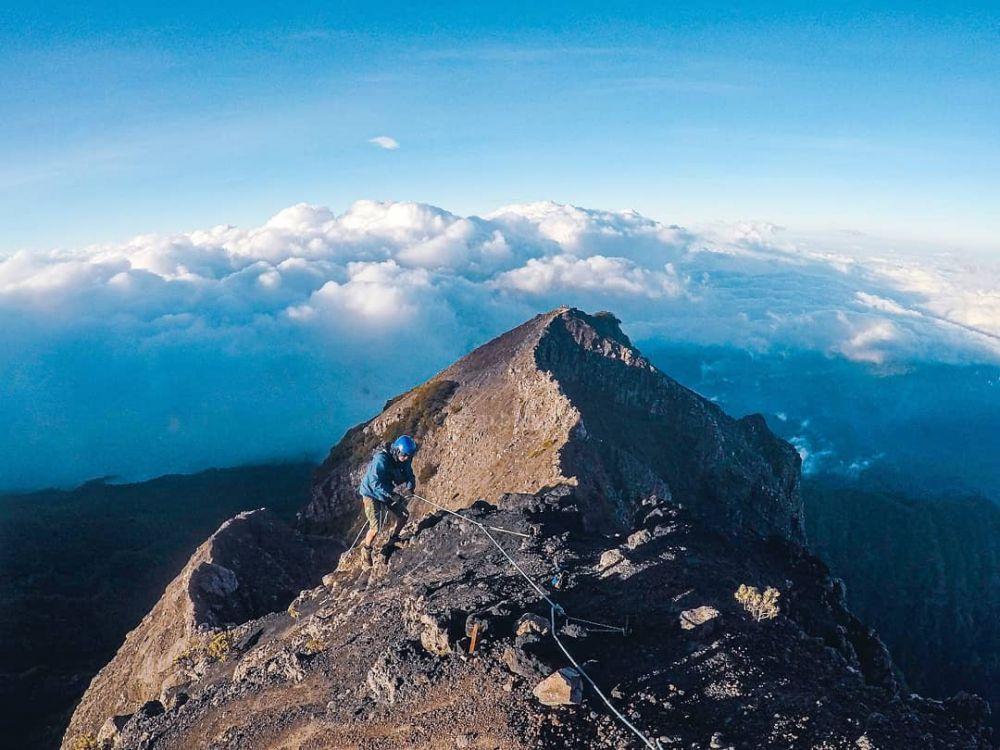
[303,307,803,544]
[61,308,992,749]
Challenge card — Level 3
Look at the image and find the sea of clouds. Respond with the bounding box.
[2,200,998,490]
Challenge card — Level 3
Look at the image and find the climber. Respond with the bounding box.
[358,435,418,566]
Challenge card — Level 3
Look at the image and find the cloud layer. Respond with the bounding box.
[2,200,997,489]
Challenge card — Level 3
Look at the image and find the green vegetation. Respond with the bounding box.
[173,629,236,667]
[529,438,556,459]
[173,643,200,666]
[301,637,325,655]
[207,630,235,662]
[69,734,100,750]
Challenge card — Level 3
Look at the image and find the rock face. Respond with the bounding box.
[62,307,993,749]
[61,509,339,749]
[302,306,803,543]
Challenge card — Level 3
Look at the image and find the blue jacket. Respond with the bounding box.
[358,447,415,503]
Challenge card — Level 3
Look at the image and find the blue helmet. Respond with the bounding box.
[391,435,418,460]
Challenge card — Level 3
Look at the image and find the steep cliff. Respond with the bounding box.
[805,478,1000,727]
[1,463,314,750]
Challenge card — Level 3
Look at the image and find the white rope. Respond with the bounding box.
[410,492,532,538]
[343,501,389,558]
[344,520,369,555]
[409,492,660,750]
[550,604,661,750]
[480,523,564,613]
[567,615,627,635]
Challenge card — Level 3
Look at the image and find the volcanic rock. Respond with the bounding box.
[517,613,550,637]
[534,668,584,706]
[61,508,339,747]
[679,605,721,632]
[96,713,131,745]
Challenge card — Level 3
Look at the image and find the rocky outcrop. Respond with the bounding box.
[61,509,339,749]
[68,488,992,749]
[303,307,803,543]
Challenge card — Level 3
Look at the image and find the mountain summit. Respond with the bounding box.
[62,308,992,750]
[303,307,803,543]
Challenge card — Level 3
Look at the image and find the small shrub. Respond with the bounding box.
[302,637,325,655]
[206,630,235,662]
[172,642,203,667]
[70,735,100,750]
[735,584,781,621]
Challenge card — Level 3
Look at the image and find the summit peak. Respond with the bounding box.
[303,308,802,543]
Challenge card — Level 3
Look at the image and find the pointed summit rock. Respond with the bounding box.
[303,306,803,543]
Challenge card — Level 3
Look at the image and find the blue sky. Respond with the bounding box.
[2,2,999,253]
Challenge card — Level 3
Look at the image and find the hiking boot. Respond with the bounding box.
[360,545,373,569]
[380,543,395,563]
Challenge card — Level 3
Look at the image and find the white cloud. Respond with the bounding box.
[494,254,686,298]
[2,198,999,490]
[854,292,919,317]
[368,135,400,150]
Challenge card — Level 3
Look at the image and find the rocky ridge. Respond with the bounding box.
[303,307,803,544]
[61,307,993,749]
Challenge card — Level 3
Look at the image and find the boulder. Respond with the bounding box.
[680,605,720,632]
[515,613,550,637]
[598,548,625,571]
[96,714,132,745]
[419,614,452,656]
[625,528,653,549]
[533,667,583,706]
